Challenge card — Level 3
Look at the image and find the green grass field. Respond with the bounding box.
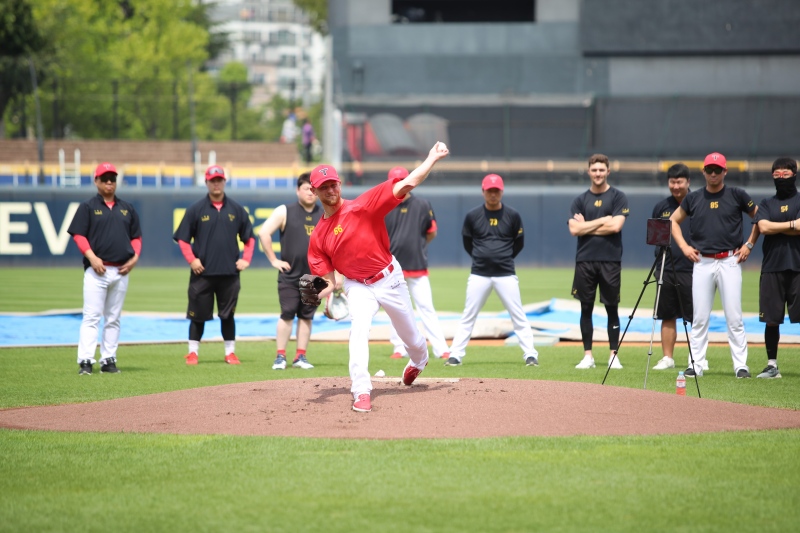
[0,267,796,532]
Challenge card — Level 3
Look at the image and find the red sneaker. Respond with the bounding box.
[440,351,451,360]
[352,393,371,412]
[185,352,198,365]
[402,361,427,386]
[390,352,404,359]
[224,353,241,365]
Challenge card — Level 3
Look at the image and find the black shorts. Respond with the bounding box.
[572,261,621,305]
[655,270,693,321]
[278,280,317,321]
[187,274,240,322]
[759,270,800,324]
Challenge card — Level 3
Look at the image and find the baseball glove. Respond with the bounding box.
[324,290,350,321]
[298,274,328,306]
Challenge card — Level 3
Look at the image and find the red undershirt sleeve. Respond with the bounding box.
[242,237,255,263]
[131,237,142,256]
[178,240,196,263]
[73,235,91,254]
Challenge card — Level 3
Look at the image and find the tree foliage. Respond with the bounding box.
[0,0,46,137]
[293,0,328,35]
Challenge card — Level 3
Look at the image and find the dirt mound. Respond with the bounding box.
[2,378,799,439]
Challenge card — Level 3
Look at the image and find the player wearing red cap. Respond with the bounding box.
[173,165,255,366]
[669,152,760,378]
[384,166,450,361]
[445,174,538,367]
[569,154,630,370]
[67,162,142,375]
[307,142,450,412]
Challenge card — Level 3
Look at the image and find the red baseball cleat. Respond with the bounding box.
[402,361,427,386]
[185,352,198,365]
[390,352,404,359]
[224,353,241,365]
[352,393,371,412]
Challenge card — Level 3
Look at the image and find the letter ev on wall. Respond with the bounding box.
[0,202,79,256]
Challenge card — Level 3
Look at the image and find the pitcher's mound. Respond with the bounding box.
[1,378,799,439]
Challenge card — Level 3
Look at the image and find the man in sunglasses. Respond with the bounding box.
[753,158,800,379]
[669,152,759,378]
[67,163,142,375]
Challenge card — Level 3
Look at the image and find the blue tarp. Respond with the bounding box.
[2,299,797,347]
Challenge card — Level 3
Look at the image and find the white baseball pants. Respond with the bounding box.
[344,257,428,398]
[449,274,537,362]
[688,255,748,373]
[77,266,129,364]
[388,275,450,358]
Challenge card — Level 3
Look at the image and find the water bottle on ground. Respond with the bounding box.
[676,371,686,396]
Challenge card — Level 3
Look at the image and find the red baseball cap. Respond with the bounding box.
[205,165,226,181]
[387,166,409,181]
[703,152,727,170]
[482,174,504,191]
[310,164,341,188]
[94,162,117,178]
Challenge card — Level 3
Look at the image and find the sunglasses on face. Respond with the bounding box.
[703,166,724,175]
[98,175,117,183]
[773,171,795,179]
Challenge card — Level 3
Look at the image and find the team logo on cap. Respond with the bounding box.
[710,155,720,162]
[319,167,328,176]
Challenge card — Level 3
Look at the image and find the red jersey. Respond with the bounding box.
[308,179,403,280]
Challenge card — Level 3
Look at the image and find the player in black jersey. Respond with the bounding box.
[258,173,324,370]
[670,152,759,379]
[569,154,629,370]
[754,157,800,379]
[650,163,694,370]
[174,166,255,366]
[445,174,538,366]
[384,167,450,360]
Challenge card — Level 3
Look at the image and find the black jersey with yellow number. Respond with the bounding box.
[67,193,142,270]
[680,185,754,254]
[173,194,254,276]
[279,202,322,284]
[570,187,629,263]
[755,193,800,272]
[462,204,523,277]
[385,194,435,271]
[651,195,694,272]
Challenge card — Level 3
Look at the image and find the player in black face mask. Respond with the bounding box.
[754,157,800,379]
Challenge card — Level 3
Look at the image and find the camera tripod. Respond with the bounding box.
[602,245,701,397]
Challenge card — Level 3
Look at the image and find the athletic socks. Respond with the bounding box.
[224,340,235,356]
[579,301,594,351]
[765,325,779,361]
[605,304,620,351]
[188,340,199,354]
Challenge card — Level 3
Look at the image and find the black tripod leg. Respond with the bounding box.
[668,248,701,398]
[602,254,660,385]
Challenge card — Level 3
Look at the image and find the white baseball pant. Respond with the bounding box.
[388,275,449,358]
[77,266,129,364]
[344,257,429,398]
[449,274,537,362]
[688,255,748,373]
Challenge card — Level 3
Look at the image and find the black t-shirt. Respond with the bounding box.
[385,194,435,271]
[680,186,754,253]
[67,193,142,270]
[278,202,322,284]
[651,195,694,273]
[173,194,254,276]
[755,193,800,272]
[462,204,523,277]
[570,187,629,262]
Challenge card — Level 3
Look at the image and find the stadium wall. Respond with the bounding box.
[0,187,771,270]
